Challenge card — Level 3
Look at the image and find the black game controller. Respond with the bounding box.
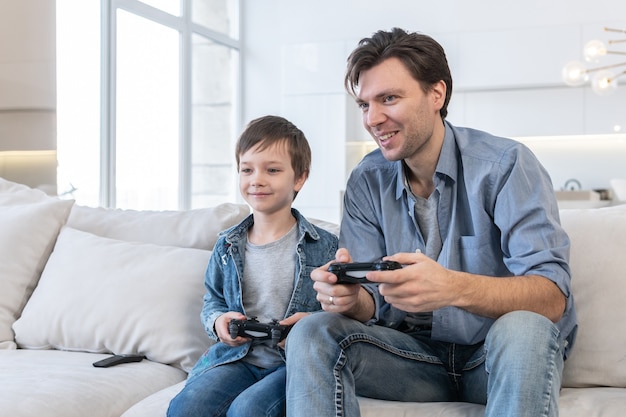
[328,261,402,284]
[228,317,291,347]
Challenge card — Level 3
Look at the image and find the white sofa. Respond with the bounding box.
[1,176,626,417]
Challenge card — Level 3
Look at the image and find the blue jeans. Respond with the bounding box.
[285,311,564,417]
[167,361,286,417]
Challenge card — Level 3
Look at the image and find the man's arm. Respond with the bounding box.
[372,252,567,323]
[454,272,566,323]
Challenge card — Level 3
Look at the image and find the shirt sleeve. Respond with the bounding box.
[493,143,571,295]
[339,169,388,262]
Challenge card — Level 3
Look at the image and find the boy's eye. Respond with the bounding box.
[268,168,280,173]
[240,168,252,174]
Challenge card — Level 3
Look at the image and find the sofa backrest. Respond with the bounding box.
[67,203,249,250]
[1,176,251,371]
[559,204,626,388]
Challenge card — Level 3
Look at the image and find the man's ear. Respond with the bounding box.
[431,80,446,111]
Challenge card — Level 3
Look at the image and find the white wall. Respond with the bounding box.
[0,0,56,150]
[0,0,57,191]
[241,0,626,222]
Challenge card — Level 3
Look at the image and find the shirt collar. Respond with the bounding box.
[436,120,458,184]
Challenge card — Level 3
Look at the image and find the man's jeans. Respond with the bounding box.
[286,310,564,417]
[167,361,286,417]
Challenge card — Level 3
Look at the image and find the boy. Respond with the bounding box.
[168,115,338,417]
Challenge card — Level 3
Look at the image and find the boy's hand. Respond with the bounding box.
[215,311,248,346]
[277,312,311,349]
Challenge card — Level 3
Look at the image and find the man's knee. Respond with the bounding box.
[289,312,348,342]
[485,311,560,361]
[489,311,556,340]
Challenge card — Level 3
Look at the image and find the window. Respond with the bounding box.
[56,0,240,210]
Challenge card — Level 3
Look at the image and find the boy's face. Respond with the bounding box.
[238,141,306,214]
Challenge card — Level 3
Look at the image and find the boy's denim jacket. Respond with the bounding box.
[188,208,338,380]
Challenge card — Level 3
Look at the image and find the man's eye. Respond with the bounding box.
[383,95,396,103]
[358,102,368,111]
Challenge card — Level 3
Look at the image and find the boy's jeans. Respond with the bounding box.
[167,361,285,417]
[286,310,564,417]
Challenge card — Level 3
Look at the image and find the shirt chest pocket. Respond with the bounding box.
[456,232,508,276]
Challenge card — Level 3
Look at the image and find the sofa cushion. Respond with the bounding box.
[0,350,186,417]
[121,381,186,417]
[120,383,489,417]
[0,178,74,349]
[13,227,212,371]
[560,204,626,388]
[67,202,249,250]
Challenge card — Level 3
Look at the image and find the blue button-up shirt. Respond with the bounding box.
[340,121,577,353]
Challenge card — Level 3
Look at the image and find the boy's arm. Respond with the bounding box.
[201,249,230,341]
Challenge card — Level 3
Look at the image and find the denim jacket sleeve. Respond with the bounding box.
[200,228,248,341]
[201,246,230,341]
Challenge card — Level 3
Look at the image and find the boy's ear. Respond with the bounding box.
[294,172,308,192]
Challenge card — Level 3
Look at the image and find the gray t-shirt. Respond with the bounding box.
[404,182,441,330]
[241,223,297,368]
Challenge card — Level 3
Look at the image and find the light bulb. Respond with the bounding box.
[583,40,607,62]
[591,70,618,95]
[562,61,588,86]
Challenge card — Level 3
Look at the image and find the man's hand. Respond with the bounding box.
[310,248,376,322]
[371,252,566,322]
[368,251,456,313]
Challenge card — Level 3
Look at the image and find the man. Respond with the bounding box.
[285,28,577,417]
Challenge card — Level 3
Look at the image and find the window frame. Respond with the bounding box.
[100,0,241,209]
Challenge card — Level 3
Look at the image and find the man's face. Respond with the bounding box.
[355,57,444,162]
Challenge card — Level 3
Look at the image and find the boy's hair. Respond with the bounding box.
[235,114,311,183]
[344,27,453,119]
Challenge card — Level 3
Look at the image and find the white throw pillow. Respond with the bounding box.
[560,204,626,388]
[0,178,74,349]
[0,177,60,205]
[13,227,213,372]
[67,202,249,250]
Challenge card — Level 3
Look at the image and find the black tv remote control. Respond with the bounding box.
[93,354,146,368]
